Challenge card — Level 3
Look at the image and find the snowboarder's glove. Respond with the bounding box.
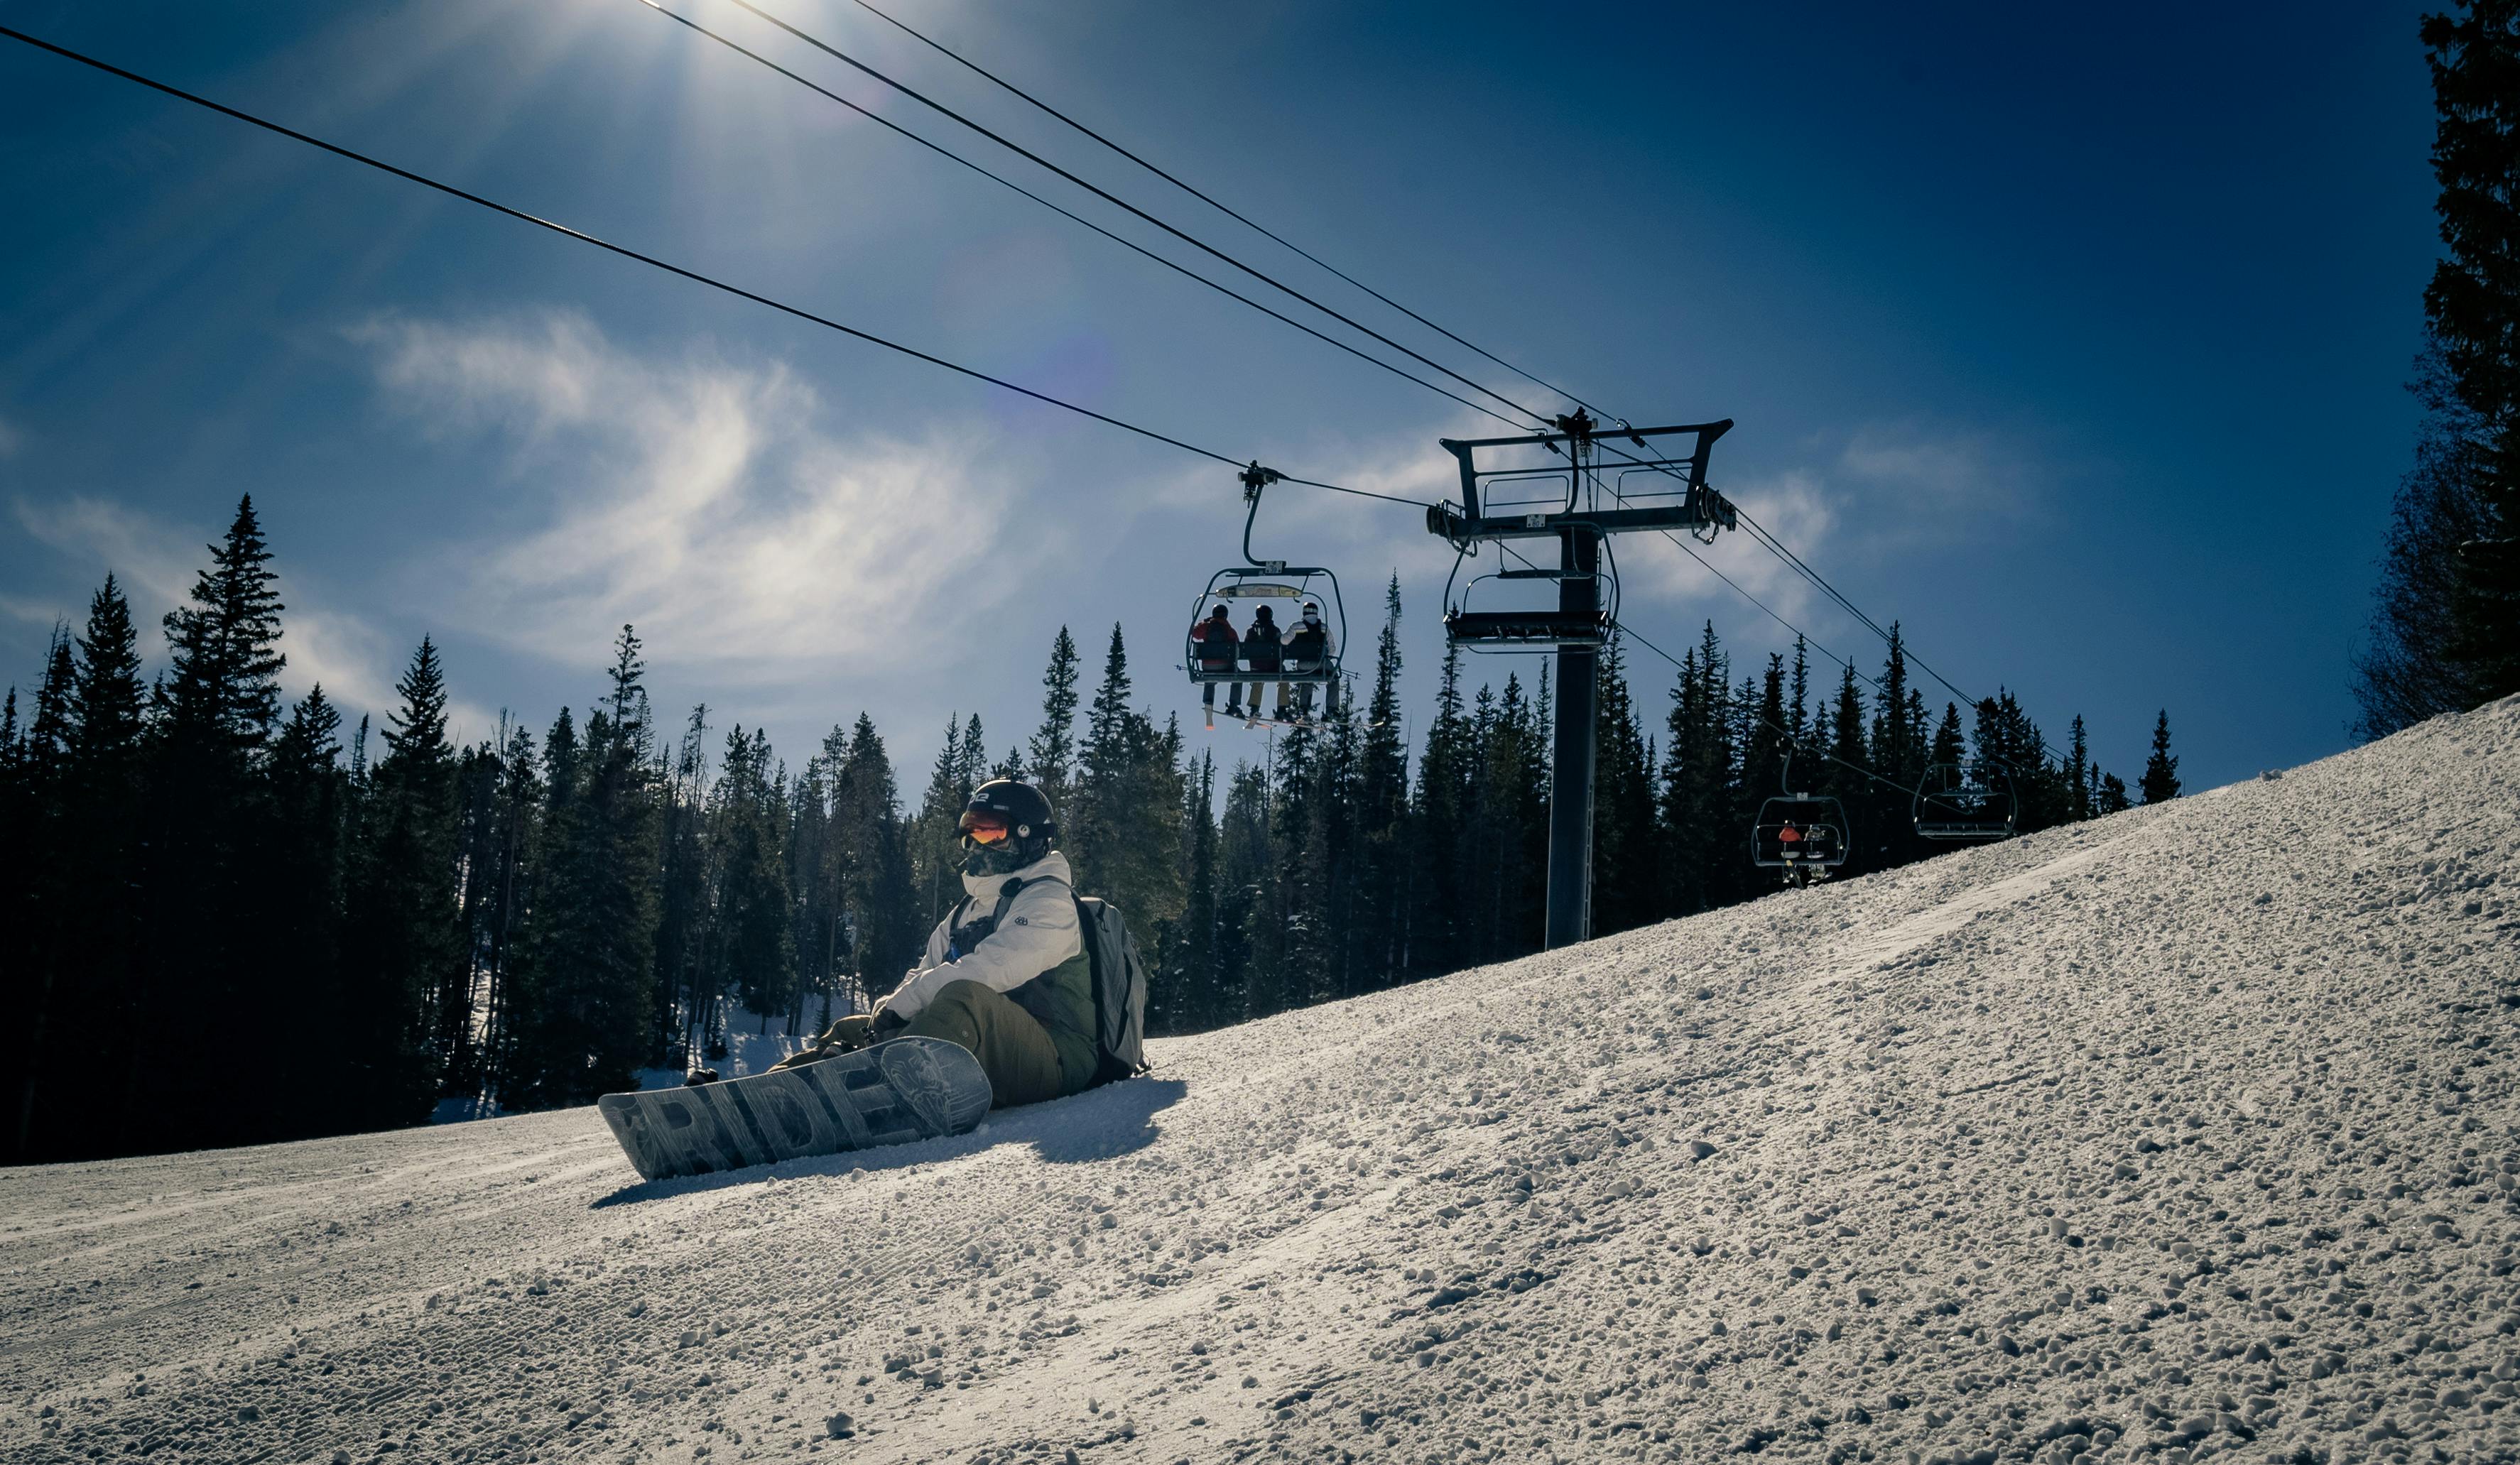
[683,1067,721,1087]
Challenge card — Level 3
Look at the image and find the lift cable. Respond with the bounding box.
[1650,528,1887,699]
[714,0,1556,430]
[835,0,1593,416]
[788,0,2044,735]
[635,0,1530,435]
[1727,503,2061,759]
[0,23,1433,513]
[726,0,2046,736]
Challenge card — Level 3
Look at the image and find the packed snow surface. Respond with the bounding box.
[8,699,2519,1465]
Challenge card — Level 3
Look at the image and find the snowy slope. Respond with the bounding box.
[6,698,2518,1465]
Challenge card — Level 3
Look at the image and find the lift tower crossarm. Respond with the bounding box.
[1430,419,1735,546]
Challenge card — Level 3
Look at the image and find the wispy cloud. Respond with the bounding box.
[12,495,206,658]
[357,311,1050,683]
[1837,423,2036,519]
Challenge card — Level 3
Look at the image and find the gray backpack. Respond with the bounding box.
[955,877,1148,1085]
[1072,893,1148,1083]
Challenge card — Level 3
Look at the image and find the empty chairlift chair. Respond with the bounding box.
[1912,761,2018,841]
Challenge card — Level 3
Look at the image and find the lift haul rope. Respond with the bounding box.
[634,0,1530,436]
[6,18,2046,726]
[0,23,1430,512]
[836,0,1594,415]
[712,0,1559,430]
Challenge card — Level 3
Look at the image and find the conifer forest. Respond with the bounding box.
[1,498,2168,1164]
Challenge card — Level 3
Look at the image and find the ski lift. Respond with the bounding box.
[1912,760,2017,841]
[1751,746,1850,886]
[1183,464,1347,729]
[1438,541,1617,653]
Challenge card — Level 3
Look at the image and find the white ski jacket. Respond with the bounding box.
[879,850,1084,1024]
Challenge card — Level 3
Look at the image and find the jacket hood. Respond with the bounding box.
[961,847,1073,903]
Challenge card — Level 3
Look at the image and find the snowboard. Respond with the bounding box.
[597,1036,993,1182]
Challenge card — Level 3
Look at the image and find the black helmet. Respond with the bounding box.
[960,778,1058,873]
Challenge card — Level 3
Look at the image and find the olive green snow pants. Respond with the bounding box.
[902,981,1068,1110]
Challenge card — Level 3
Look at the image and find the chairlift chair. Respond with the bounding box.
[1440,545,1617,654]
[1183,464,1348,728]
[1751,746,1850,886]
[1912,760,2017,841]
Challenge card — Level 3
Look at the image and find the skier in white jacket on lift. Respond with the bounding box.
[1285,599,1337,720]
[771,780,1096,1107]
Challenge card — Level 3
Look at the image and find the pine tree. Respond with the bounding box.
[1161,751,1223,1033]
[2354,354,2496,734]
[117,501,293,1155]
[2097,771,2133,815]
[264,686,352,1128]
[1028,626,1082,807]
[2418,0,2520,704]
[654,706,714,1060]
[339,638,464,1127]
[474,718,541,1091]
[1591,634,1657,937]
[1353,577,1410,984]
[16,582,156,1157]
[1066,626,1185,935]
[162,496,287,760]
[1215,761,1273,1021]
[507,629,661,1106]
[833,714,920,996]
[1406,642,1472,977]
[712,726,797,1027]
[2140,710,2182,804]
[1825,665,1869,805]
[2065,715,2094,821]
[1659,626,1736,915]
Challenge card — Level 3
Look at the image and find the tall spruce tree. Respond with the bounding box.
[1029,627,1082,807]
[508,629,661,1106]
[712,727,797,1027]
[124,499,290,1155]
[1067,626,1185,935]
[2140,710,2182,804]
[2421,0,2520,702]
[833,714,920,996]
[1406,641,1473,974]
[2065,715,2094,821]
[1591,634,1658,936]
[264,686,352,1129]
[1352,577,1411,985]
[340,638,463,1126]
[1161,750,1224,1033]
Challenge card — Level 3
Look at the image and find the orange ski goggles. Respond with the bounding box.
[957,811,1013,845]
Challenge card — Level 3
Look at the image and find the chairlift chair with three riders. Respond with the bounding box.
[1751,744,1850,888]
[1912,759,2019,841]
[1183,464,1349,731]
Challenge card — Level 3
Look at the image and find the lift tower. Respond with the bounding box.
[1430,413,1734,948]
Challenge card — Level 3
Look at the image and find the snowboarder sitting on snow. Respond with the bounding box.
[1190,604,1250,717]
[769,780,1096,1108]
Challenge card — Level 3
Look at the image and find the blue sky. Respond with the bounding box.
[0,0,2438,793]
